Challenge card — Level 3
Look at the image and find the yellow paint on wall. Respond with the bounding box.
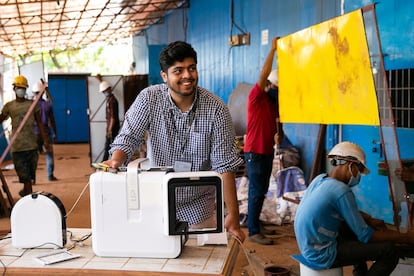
[278,9,379,125]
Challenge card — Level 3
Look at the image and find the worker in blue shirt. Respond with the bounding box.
[294,141,414,275]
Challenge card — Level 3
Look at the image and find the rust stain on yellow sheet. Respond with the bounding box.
[278,9,379,125]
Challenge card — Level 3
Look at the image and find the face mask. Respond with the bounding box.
[267,87,278,101]
[15,88,26,98]
[348,163,361,187]
[103,92,110,97]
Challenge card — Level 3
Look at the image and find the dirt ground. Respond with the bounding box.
[0,143,352,275]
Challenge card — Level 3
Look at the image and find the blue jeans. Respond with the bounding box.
[244,152,273,236]
[38,134,55,178]
[45,146,55,178]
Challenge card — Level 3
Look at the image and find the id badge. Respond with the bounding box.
[174,160,192,172]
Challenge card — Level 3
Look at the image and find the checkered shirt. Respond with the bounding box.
[110,83,243,225]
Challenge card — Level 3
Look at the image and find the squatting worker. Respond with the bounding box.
[294,141,414,275]
[103,41,245,242]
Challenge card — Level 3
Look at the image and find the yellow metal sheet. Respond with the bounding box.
[278,9,379,125]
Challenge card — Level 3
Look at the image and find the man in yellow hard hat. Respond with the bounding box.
[294,141,414,275]
[0,75,50,197]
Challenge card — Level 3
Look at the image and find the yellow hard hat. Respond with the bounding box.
[13,75,29,88]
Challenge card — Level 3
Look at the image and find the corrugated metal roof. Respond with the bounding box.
[0,0,187,57]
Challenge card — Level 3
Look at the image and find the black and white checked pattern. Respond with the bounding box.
[111,83,243,225]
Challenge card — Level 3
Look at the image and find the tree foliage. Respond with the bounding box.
[15,40,132,75]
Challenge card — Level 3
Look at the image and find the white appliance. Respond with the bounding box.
[11,192,67,249]
[89,158,224,258]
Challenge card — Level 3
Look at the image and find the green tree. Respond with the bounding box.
[16,40,132,75]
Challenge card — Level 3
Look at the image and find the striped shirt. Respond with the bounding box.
[110,83,243,225]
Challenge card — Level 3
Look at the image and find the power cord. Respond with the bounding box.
[0,230,92,275]
[0,179,91,275]
[0,259,5,276]
[66,230,92,250]
[0,241,64,275]
[65,181,90,218]
[231,232,297,276]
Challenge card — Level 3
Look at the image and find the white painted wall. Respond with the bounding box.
[88,76,124,163]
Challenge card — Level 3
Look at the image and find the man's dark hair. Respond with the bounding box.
[159,41,197,72]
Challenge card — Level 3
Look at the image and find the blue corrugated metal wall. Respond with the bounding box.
[345,0,414,70]
[136,0,341,183]
[133,0,414,223]
[340,0,414,223]
[188,0,340,103]
[136,0,340,102]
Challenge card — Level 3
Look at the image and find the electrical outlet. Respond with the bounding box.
[229,35,240,46]
[228,33,250,46]
[241,33,250,45]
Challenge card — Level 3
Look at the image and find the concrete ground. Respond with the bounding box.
[0,143,354,275]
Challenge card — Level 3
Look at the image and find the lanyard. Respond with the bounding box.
[168,97,198,157]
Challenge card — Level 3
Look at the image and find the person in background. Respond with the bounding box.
[244,37,287,245]
[99,80,120,162]
[294,141,414,275]
[32,81,58,181]
[395,163,414,209]
[395,164,414,182]
[0,75,50,197]
[103,41,245,242]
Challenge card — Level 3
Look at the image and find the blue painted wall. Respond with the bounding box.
[340,1,414,223]
[345,0,414,70]
[148,45,166,85]
[137,0,341,183]
[133,0,414,223]
[0,125,11,161]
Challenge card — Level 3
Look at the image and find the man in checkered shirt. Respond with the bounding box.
[105,41,245,242]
